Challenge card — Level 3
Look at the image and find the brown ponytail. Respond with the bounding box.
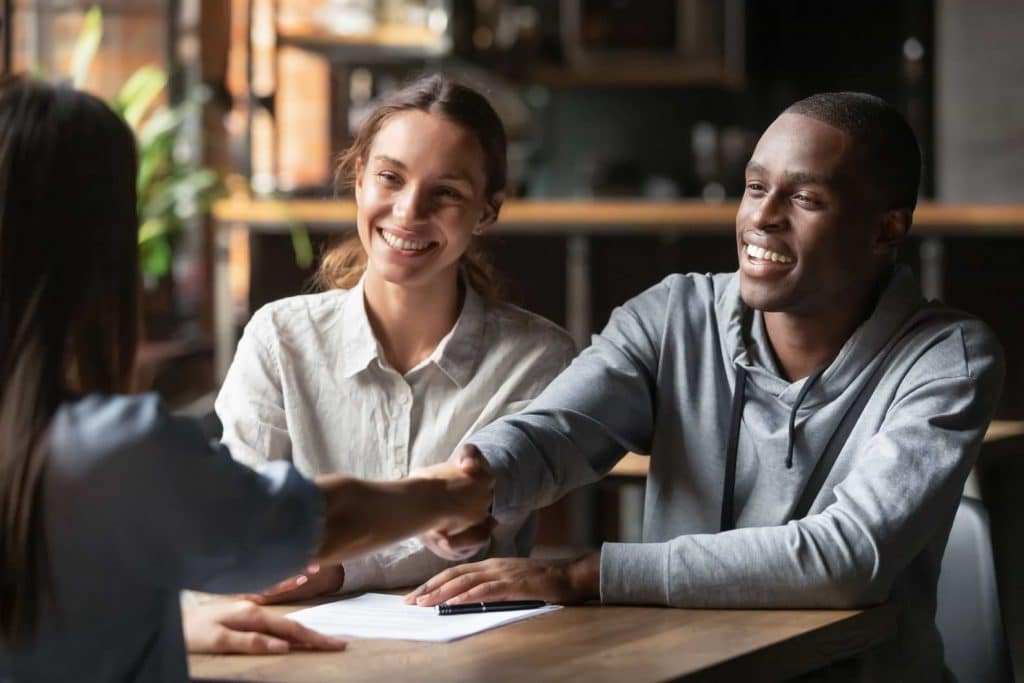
[315,74,505,302]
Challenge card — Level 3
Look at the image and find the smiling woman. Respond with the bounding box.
[210,74,577,641]
[316,75,506,303]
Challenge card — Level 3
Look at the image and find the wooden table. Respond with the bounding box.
[189,601,898,682]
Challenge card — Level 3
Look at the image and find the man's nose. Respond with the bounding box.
[748,193,785,231]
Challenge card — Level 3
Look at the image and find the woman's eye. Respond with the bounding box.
[377,171,400,185]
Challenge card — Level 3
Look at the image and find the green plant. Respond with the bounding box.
[72,6,222,281]
[71,6,313,279]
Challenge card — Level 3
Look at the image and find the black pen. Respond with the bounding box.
[436,600,546,615]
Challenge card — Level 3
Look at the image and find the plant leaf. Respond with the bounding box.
[114,65,168,130]
[289,221,314,269]
[71,7,103,88]
[141,236,173,279]
[138,217,168,244]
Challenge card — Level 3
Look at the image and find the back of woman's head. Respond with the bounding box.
[0,75,140,641]
[316,74,506,299]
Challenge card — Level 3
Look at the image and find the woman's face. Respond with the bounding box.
[355,110,498,291]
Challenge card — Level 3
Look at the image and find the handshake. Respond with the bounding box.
[247,445,496,605]
[408,445,500,562]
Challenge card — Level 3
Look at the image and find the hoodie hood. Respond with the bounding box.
[719,265,927,407]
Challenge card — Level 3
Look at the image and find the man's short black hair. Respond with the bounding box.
[785,92,922,211]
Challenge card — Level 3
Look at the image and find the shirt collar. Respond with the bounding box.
[430,281,486,388]
[339,275,381,379]
[338,273,486,386]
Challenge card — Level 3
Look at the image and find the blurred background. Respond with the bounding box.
[2,0,1023,673]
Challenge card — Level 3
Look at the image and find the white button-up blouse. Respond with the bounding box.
[215,276,576,591]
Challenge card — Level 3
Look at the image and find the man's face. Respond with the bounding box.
[736,113,886,315]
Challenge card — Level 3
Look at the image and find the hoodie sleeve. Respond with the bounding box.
[600,321,1005,608]
[469,281,669,521]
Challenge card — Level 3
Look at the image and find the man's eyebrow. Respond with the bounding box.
[745,161,831,186]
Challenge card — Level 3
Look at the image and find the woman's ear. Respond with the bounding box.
[473,191,505,235]
[354,157,365,193]
[874,209,911,257]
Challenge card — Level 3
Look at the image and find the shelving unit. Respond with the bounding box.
[235,0,453,195]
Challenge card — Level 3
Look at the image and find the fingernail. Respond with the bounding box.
[269,640,289,653]
[295,575,308,586]
[306,563,320,574]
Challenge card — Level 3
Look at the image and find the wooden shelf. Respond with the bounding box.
[277,24,448,59]
[529,63,744,89]
[213,197,1024,236]
[608,421,1024,479]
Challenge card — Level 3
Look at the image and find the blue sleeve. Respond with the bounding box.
[49,395,323,593]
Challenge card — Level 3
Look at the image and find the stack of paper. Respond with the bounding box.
[287,593,561,643]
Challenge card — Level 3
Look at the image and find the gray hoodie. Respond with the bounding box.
[470,266,1004,681]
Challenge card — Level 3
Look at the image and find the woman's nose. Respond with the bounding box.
[393,187,427,226]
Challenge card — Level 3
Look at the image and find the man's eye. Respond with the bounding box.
[793,193,817,205]
[745,181,766,193]
[437,187,463,200]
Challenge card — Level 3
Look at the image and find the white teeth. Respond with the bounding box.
[380,229,431,252]
[745,243,793,264]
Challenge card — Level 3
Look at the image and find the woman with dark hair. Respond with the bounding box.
[215,75,575,606]
[0,75,493,681]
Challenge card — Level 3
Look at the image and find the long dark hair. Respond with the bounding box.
[315,74,506,301]
[0,76,140,641]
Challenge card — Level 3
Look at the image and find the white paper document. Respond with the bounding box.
[286,593,561,643]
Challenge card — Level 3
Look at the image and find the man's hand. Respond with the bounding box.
[242,563,345,605]
[183,600,347,654]
[410,444,494,537]
[420,517,497,561]
[403,553,601,607]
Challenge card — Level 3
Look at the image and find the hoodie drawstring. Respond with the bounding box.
[720,366,747,532]
[721,364,827,532]
[785,366,827,469]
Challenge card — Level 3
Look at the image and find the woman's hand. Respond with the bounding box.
[403,553,601,607]
[242,563,345,605]
[183,600,346,654]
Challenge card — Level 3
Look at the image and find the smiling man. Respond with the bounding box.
[407,92,1005,680]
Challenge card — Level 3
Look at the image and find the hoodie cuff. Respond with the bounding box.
[600,542,671,605]
[469,440,522,524]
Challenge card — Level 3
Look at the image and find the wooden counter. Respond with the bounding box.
[213,197,1024,235]
[210,197,1024,381]
[609,421,1024,479]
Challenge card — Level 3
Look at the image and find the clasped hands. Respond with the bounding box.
[247,444,496,606]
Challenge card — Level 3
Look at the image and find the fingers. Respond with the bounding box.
[257,564,345,605]
[247,610,347,652]
[456,444,488,476]
[214,628,294,654]
[422,517,495,561]
[404,561,491,605]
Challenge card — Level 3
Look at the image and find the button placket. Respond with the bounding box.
[391,380,412,478]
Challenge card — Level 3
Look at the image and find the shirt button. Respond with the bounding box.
[399,394,410,406]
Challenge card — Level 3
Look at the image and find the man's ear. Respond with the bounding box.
[473,191,505,235]
[874,209,911,257]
